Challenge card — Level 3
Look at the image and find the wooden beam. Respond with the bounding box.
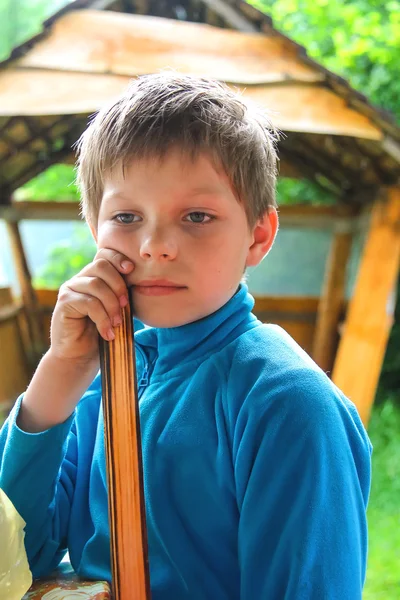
[0,200,360,229]
[312,225,353,372]
[1,201,82,221]
[0,67,382,141]
[332,186,400,425]
[5,220,46,364]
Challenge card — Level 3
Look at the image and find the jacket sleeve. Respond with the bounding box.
[231,365,372,600]
[0,395,77,578]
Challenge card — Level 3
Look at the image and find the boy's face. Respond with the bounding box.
[94,150,277,327]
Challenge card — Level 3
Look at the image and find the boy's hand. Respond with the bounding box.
[50,248,134,365]
[18,249,134,433]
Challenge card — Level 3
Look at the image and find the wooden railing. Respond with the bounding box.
[0,287,343,415]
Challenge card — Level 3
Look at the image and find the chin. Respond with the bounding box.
[134,310,194,329]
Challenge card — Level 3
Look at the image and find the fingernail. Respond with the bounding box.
[119,295,128,307]
[113,315,122,327]
[121,260,133,271]
[107,328,115,341]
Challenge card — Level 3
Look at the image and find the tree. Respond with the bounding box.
[0,0,72,62]
[249,0,400,121]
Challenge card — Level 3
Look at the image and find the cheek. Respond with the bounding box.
[97,225,134,254]
[197,237,245,279]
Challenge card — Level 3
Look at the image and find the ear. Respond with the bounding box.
[88,222,98,244]
[245,207,278,267]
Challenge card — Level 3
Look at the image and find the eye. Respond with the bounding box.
[114,213,141,224]
[185,212,214,224]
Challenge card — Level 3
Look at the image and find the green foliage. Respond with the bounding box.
[368,399,400,513]
[251,0,400,205]
[250,0,400,121]
[0,0,72,62]
[15,164,79,201]
[378,282,400,401]
[364,400,400,598]
[33,226,95,289]
[277,178,335,205]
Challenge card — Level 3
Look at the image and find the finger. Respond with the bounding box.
[61,289,115,341]
[66,277,122,327]
[79,259,130,307]
[94,248,135,275]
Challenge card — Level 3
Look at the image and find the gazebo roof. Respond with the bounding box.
[0,0,399,205]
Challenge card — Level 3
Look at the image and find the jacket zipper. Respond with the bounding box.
[136,345,153,399]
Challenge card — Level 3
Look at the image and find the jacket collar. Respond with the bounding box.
[135,283,259,381]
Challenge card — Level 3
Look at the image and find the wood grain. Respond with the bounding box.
[0,69,382,140]
[17,10,322,85]
[99,291,150,600]
[332,186,400,424]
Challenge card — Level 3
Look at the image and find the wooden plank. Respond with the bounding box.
[0,317,30,410]
[0,288,30,410]
[312,228,353,372]
[332,186,400,425]
[0,287,13,306]
[35,288,58,345]
[246,85,383,139]
[254,296,319,355]
[16,10,321,85]
[0,67,382,140]
[254,296,319,313]
[0,302,22,322]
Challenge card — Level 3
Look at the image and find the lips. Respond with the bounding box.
[135,279,185,288]
[133,279,187,297]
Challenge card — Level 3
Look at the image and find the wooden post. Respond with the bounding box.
[332,187,400,425]
[312,222,353,373]
[5,219,45,365]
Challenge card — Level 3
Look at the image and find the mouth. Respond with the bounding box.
[133,279,187,297]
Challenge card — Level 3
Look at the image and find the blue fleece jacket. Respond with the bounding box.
[0,284,371,599]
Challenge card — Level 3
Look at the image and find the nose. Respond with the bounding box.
[139,226,178,261]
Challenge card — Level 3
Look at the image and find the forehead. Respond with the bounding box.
[103,149,236,200]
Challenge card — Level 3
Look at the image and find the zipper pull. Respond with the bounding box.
[138,364,149,388]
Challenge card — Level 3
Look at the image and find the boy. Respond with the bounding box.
[0,73,371,599]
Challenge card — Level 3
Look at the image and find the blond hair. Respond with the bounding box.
[76,72,279,227]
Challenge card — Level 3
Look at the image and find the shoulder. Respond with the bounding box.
[219,324,368,446]
[220,322,327,406]
[224,326,371,495]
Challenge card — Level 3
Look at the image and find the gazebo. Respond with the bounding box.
[0,0,399,425]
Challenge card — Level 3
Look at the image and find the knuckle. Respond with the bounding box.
[106,296,120,316]
[116,280,128,296]
[110,250,124,263]
[96,248,121,263]
[57,284,71,303]
[94,257,110,270]
[94,248,106,259]
[87,277,103,294]
[86,295,100,309]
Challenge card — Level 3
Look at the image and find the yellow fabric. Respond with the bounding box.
[0,487,32,600]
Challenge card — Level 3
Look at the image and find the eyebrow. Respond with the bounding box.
[104,187,224,203]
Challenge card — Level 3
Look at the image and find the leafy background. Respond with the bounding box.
[1,0,400,596]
